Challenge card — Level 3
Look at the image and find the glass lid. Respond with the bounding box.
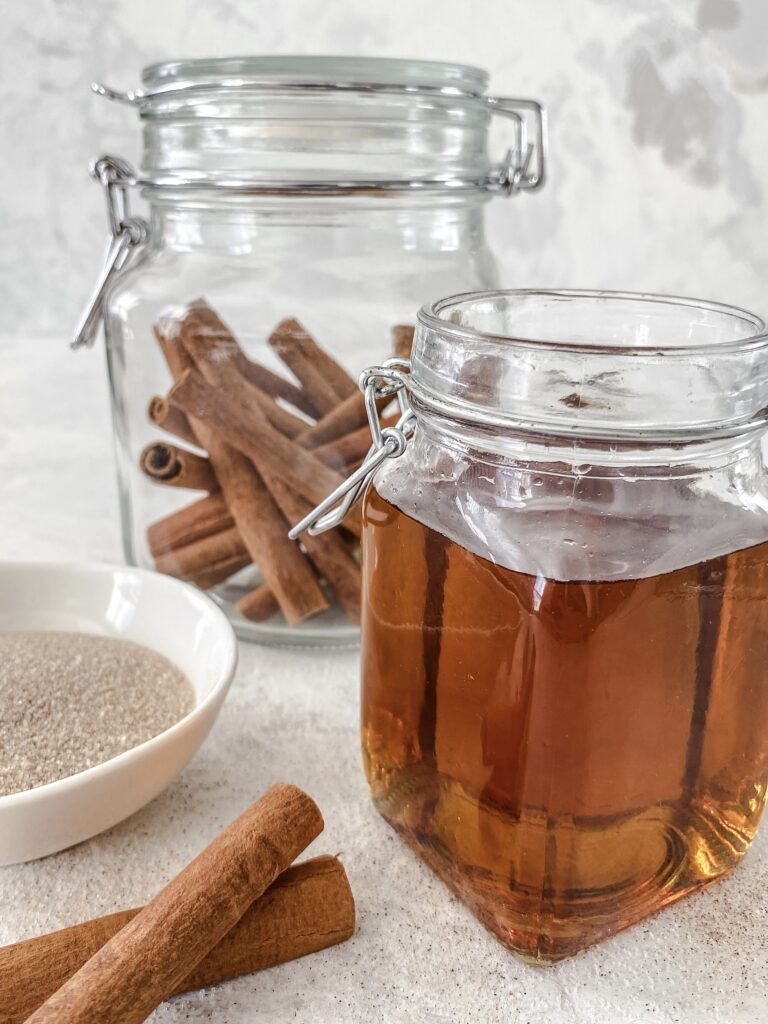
[141,55,490,95]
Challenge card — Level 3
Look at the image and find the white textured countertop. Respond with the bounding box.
[1,335,767,1024]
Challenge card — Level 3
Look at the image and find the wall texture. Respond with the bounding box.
[1,0,767,336]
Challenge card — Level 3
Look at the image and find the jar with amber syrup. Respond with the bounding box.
[296,288,768,961]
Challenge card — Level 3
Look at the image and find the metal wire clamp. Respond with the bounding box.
[71,157,148,350]
[289,362,414,538]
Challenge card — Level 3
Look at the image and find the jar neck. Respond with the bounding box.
[416,409,767,482]
[147,193,490,253]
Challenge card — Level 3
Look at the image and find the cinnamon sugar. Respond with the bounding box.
[0,632,194,797]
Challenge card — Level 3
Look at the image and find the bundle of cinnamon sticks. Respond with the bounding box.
[140,299,413,627]
[4,785,354,1024]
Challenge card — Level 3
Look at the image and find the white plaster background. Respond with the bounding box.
[1,0,768,337]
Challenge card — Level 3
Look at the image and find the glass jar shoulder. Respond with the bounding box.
[369,425,768,584]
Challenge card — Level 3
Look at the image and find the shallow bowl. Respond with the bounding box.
[0,561,237,865]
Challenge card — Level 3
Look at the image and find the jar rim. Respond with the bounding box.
[141,55,489,94]
[418,288,768,357]
[410,288,768,442]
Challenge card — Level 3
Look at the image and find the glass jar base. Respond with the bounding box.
[369,768,755,963]
[231,612,360,649]
[214,586,361,649]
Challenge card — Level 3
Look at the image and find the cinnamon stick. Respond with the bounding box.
[24,784,324,1024]
[169,368,351,514]
[193,429,329,623]
[314,414,398,470]
[153,526,247,580]
[268,318,357,414]
[147,493,233,558]
[155,322,329,624]
[239,360,319,419]
[174,302,312,440]
[296,392,392,451]
[249,387,309,439]
[147,396,199,448]
[164,301,319,419]
[1,856,353,1024]
[264,474,361,624]
[236,585,280,623]
[191,552,252,591]
[140,443,219,492]
[171,304,362,537]
[146,513,255,593]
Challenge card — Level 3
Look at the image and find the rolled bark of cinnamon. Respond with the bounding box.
[296,392,391,451]
[155,323,329,624]
[191,551,252,591]
[164,301,319,418]
[147,492,233,558]
[153,525,247,580]
[314,414,399,469]
[140,443,219,492]
[264,474,361,624]
[169,369,350,513]
[268,318,357,414]
[195,428,328,623]
[147,396,199,448]
[236,584,280,622]
[1,856,353,1024]
[239,359,319,418]
[250,387,309,439]
[172,304,313,441]
[171,304,363,540]
[23,784,324,1024]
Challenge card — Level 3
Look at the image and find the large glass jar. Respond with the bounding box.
[74,57,546,646]
[354,289,768,962]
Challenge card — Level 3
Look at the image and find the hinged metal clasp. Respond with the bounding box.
[71,155,148,350]
[485,97,547,194]
[289,360,415,538]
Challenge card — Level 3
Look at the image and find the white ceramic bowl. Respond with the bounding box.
[0,562,238,866]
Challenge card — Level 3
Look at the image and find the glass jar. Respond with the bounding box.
[73,56,546,646]
[345,289,768,962]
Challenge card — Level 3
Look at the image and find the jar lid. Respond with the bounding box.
[92,56,545,196]
[139,55,489,95]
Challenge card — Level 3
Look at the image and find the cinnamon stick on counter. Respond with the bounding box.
[24,784,324,1024]
[1,856,353,1024]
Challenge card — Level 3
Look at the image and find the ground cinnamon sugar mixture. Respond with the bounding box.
[0,631,194,797]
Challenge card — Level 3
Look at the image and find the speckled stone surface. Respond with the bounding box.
[0,337,766,1023]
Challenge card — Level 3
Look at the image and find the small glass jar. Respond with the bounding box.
[73,56,546,646]
[349,289,768,962]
